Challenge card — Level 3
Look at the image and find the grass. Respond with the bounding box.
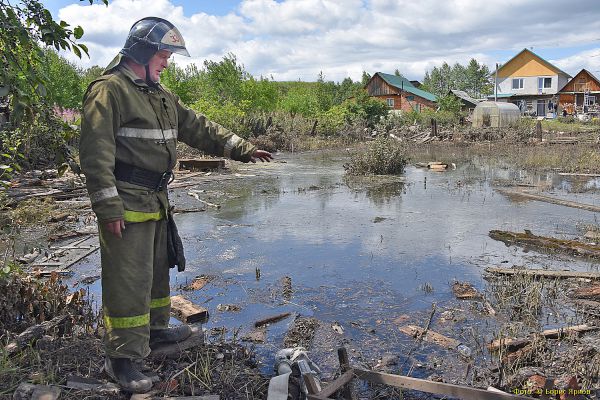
[344,136,409,176]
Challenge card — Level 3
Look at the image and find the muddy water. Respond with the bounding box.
[70,150,600,376]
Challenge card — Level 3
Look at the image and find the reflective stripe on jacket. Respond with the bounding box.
[80,64,256,222]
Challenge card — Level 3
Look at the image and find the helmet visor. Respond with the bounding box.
[158,26,190,57]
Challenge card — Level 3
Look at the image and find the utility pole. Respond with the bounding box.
[494,63,498,102]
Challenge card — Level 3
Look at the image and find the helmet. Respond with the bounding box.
[120,17,190,65]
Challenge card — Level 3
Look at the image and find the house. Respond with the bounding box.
[448,89,482,112]
[558,69,600,115]
[492,48,571,116]
[365,72,437,112]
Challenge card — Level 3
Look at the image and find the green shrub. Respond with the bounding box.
[344,136,409,175]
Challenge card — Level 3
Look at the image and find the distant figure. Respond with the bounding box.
[563,109,568,117]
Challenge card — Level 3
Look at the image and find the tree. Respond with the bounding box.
[423,58,492,99]
[394,69,401,76]
[0,0,107,180]
[42,48,83,110]
[361,71,371,86]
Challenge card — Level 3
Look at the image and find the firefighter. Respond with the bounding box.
[79,17,272,393]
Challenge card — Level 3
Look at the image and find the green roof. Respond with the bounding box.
[376,72,437,102]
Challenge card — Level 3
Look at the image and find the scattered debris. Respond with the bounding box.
[4,315,68,356]
[178,158,225,171]
[284,316,319,348]
[571,283,600,299]
[65,375,120,394]
[187,190,221,208]
[281,276,293,299]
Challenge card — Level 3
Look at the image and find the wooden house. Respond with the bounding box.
[492,48,571,117]
[366,72,437,112]
[558,69,600,115]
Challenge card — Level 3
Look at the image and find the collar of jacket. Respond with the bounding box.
[104,54,163,91]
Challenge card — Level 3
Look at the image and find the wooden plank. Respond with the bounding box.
[170,295,209,323]
[254,312,292,328]
[308,370,355,400]
[353,368,531,400]
[149,326,204,359]
[485,266,600,280]
[179,158,225,171]
[398,325,460,349]
[496,188,600,213]
[488,324,598,351]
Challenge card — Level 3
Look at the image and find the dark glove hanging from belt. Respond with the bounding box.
[166,207,186,272]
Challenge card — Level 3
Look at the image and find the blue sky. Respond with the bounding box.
[46,0,600,82]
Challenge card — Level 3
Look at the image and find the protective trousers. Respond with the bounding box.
[100,217,170,359]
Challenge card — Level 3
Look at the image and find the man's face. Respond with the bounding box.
[147,50,172,82]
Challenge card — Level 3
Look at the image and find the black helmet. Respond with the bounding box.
[121,17,190,65]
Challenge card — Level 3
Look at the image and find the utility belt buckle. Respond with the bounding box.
[155,171,173,192]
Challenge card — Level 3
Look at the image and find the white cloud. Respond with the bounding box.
[57,0,600,82]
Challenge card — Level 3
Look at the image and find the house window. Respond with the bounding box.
[512,78,524,90]
[585,95,596,106]
[538,77,552,89]
[406,95,415,101]
[386,98,394,107]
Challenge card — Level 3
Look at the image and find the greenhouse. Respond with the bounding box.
[472,101,520,128]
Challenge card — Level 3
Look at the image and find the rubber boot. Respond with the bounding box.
[150,324,192,346]
[104,357,153,393]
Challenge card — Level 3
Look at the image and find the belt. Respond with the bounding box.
[114,161,172,191]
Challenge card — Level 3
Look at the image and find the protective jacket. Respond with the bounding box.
[80,64,256,223]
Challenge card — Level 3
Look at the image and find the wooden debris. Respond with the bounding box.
[242,327,266,343]
[170,295,209,323]
[217,304,241,312]
[4,315,68,355]
[183,275,214,291]
[179,158,225,171]
[254,312,292,328]
[398,325,460,349]
[149,326,204,359]
[571,284,600,299]
[485,266,600,280]
[488,324,598,352]
[452,282,482,300]
[496,188,600,213]
[332,322,344,334]
[489,229,600,259]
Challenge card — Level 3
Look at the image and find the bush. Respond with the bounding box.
[344,136,409,175]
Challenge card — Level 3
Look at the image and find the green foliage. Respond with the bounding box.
[192,98,250,137]
[344,90,388,127]
[161,62,205,105]
[345,136,409,175]
[41,49,83,110]
[423,58,491,99]
[80,65,104,93]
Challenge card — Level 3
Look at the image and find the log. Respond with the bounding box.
[489,230,600,259]
[398,325,460,349]
[485,266,600,280]
[254,312,292,328]
[170,295,209,323]
[149,326,204,359]
[487,324,598,352]
[496,188,600,213]
[4,315,68,356]
[571,284,600,299]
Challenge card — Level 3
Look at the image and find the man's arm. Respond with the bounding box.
[80,81,125,234]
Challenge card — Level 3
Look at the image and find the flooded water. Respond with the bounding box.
[70,150,600,377]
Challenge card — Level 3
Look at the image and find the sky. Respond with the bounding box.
[44,0,600,83]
